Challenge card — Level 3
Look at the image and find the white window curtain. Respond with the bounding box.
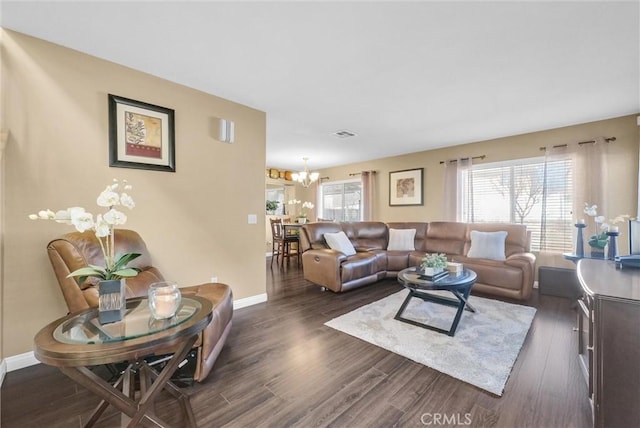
[361,170,376,221]
[573,137,609,218]
[442,158,472,221]
[536,139,608,266]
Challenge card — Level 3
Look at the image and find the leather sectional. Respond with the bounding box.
[299,221,536,300]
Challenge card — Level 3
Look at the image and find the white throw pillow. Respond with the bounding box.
[467,230,508,261]
[387,228,416,251]
[324,231,356,256]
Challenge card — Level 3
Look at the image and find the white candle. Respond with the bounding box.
[610,225,619,233]
[148,281,181,319]
[578,219,586,224]
[154,295,178,318]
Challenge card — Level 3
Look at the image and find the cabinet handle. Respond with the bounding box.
[572,327,579,332]
[587,346,594,351]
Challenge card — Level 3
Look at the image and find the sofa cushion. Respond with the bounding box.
[387,228,416,251]
[342,222,388,250]
[467,230,507,261]
[455,256,523,291]
[386,251,411,272]
[300,222,343,250]
[324,231,356,256]
[341,253,379,283]
[425,222,467,255]
[387,222,428,251]
[464,223,529,257]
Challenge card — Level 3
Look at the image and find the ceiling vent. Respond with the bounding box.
[333,129,357,138]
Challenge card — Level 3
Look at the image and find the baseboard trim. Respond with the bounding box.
[5,351,39,373]
[0,359,6,386]
[233,293,267,309]
[1,294,267,374]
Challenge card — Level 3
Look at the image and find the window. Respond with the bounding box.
[319,180,362,222]
[265,186,285,215]
[461,156,574,252]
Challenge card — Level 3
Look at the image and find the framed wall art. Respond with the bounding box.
[389,168,424,206]
[108,94,176,172]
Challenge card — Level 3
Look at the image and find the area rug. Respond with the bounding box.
[324,290,536,396]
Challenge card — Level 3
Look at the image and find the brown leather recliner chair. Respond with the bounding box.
[46,229,233,382]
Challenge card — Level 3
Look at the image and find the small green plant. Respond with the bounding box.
[266,200,279,213]
[422,253,448,269]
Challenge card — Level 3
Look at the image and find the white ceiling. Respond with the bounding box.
[2,1,639,171]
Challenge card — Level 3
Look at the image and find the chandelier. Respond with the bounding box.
[291,157,320,188]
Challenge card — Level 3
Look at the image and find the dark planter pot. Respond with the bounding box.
[590,248,606,259]
[98,279,126,324]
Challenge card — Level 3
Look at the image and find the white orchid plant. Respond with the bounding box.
[299,201,315,219]
[286,199,315,219]
[287,199,301,214]
[583,203,630,249]
[29,179,141,283]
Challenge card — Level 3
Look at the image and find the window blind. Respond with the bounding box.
[320,180,362,222]
[461,157,574,252]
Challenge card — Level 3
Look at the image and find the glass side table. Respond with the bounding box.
[34,296,212,428]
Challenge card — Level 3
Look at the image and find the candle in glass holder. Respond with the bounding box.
[148,281,181,319]
[578,219,586,225]
[609,225,619,233]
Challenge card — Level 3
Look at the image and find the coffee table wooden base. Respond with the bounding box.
[60,335,198,428]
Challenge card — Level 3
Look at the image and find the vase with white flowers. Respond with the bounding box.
[583,203,607,257]
[298,201,315,224]
[583,203,630,259]
[29,179,140,323]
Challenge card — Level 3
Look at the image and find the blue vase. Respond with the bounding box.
[590,247,605,259]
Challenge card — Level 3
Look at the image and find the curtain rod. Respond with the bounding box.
[439,155,486,165]
[539,136,616,152]
[348,170,377,176]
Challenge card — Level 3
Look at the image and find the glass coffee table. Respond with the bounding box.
[34,296,212,428]
[396,267,477,336]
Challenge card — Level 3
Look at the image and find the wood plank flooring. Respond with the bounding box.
[1,260,592,427]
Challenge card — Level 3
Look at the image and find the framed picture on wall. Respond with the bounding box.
[389,168,424,206]
[108,94,176,172]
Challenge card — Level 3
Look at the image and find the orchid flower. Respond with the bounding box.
[28,179,140,281]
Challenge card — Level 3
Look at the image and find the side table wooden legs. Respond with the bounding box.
[59,334,198,428]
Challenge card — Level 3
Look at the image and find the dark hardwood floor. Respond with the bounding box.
[2,260,592,427]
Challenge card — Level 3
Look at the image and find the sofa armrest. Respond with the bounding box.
[505,252,536,299]
[302,249,347,292]
[505,252,536,267]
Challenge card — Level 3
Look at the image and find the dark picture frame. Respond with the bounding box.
[108,94,175,172]
[389,168,424,206]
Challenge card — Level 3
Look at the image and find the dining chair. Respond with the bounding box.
[270,218,300,267]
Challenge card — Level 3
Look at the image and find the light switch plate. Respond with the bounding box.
[248,214,257,224]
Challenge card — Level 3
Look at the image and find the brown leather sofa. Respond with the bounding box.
[299,221,536,300]
[46,229,233,382]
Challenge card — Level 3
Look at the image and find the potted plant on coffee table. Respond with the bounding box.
[420,253,449,279]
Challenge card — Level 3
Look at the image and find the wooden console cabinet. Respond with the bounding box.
[577,259,640,428]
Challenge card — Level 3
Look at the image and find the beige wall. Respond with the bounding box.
[0,30,267,357]
[317,115,640,265]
